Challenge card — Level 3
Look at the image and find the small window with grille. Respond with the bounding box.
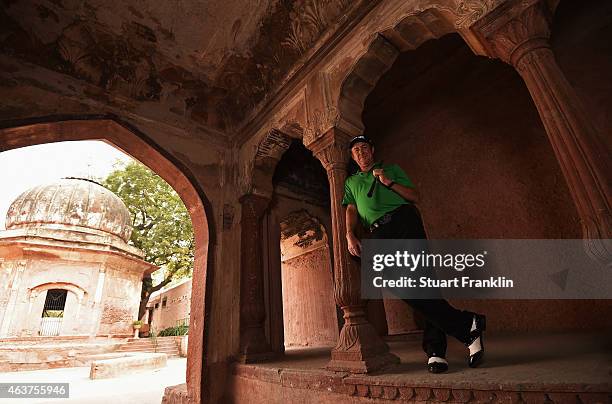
[39,289,68,336]
[41,289,67,318]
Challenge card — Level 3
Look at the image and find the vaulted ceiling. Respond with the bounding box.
[1,0,355,133]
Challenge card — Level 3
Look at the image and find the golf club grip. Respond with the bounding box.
[367,176,377,198]
[367,161,383,198]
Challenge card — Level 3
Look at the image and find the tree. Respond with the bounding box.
[102,161,194,320]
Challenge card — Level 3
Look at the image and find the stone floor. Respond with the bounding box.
[0,357,186,404]
[230,332,612,403]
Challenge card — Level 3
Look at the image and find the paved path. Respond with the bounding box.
[0,357,186,404]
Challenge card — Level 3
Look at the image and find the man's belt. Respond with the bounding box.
[369,205,405,232]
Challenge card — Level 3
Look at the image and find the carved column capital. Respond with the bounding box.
[239,193,270,221]
[473,0,611,266]
[307,127,352,172]
[473,0,552,66]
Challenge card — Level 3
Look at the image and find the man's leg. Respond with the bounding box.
[422,320,447,357]
[404,298,473,345]
[421,319,449,373]
[372,205,486,369]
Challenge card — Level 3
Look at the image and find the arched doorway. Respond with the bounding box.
[279,210,337,348]
[262,139,341,352]
[359,31,610,332]
[0,116,212,403]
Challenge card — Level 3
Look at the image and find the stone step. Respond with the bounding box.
[117,346,179,352]
[117,347,178,352]
[127,337,180,343]
[116,336,180,358]
[119,343,177,349]
[117,347,179,352]
[119,342,178,348]
[117,352,180,358]
[116,353,180,358]
[123,340,178,345]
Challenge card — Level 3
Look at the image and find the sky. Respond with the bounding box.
[0,140,132,230]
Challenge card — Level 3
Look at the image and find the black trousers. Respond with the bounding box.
[369,204,474,357]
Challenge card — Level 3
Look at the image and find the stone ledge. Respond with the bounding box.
[162,383,189,404]
[89,352,167,379]
[231,362,612,403]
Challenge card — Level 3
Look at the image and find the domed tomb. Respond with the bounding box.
[0,177,156,340]
[6,178,132,242]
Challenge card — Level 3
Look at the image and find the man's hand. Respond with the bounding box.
[373,168,420,203]
[347,231,362,257]
[372,168,393,187]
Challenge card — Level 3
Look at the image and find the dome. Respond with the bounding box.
[5,178,132,242]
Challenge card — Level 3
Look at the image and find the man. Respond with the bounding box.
[342,135,486,373]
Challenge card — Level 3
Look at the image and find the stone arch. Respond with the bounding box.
[254,129,293,167]
[337,8,456,136]
[0,115,213,404]
[248,128,296,197]
[279,209,329,260]
[28,282,87,303]
[27,282,88,336]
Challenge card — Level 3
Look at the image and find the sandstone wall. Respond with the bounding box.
[361,31,612,332]
[149,279,192,332]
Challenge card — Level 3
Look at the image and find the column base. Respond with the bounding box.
[238,350,278,364]
[327,351,399,373]
[239,327,277,363]
[326,305,400,373]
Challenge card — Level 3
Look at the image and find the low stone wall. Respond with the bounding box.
[162,383,189,404]
[179,335,188,357]
[227,364,612,404]
[89,352,167,379]
[0,340,125,371]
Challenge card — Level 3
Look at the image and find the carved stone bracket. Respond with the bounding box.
[238,193,275,362]
[454,0,506,29]
[307,127,399,373]
[472,0,612,266]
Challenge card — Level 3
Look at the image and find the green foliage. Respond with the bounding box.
[158,325,189,337]
[103,161,194,281]
[102,161,194,319]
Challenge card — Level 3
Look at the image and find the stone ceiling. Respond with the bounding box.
[0,0,354,134]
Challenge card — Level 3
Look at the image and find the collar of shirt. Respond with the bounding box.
[356,161,383,176]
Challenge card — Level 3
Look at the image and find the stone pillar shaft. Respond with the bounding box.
[239,193,274,362]
[0,261,26,336]
[477,0,611,264]
[307,128,398,373]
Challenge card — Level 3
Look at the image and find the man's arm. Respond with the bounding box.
[372,168,420,203]
[345,204,362,257]
[387,182,420,203]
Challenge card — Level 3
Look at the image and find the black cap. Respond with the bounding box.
[349,135,373,148]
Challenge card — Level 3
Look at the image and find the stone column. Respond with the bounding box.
[263,210,285,354]
[238,193,274,362]
[474,0,611,266]
[89,264,106,337]
[307,127,398,373]
[0,261,26,337]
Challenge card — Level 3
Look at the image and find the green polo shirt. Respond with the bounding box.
[342,163,415,228]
